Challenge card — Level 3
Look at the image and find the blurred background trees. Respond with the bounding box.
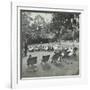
[21,10,80,45]
[51,12,80,43]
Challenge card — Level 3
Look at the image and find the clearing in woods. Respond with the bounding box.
[22,42,79,78]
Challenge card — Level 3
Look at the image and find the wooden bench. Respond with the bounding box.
[27,56,37,66]
[41,55,50,64]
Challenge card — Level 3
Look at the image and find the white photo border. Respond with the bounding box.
[11,2,88,88]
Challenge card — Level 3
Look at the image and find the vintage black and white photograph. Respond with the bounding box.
[20,9,80,78]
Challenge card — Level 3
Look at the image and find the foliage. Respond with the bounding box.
[51,12,80,42]
[21,11,80,45]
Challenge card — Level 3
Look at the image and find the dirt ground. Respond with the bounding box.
[21,49,79,78]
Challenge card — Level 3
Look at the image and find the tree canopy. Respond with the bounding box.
[21,10,80,45]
